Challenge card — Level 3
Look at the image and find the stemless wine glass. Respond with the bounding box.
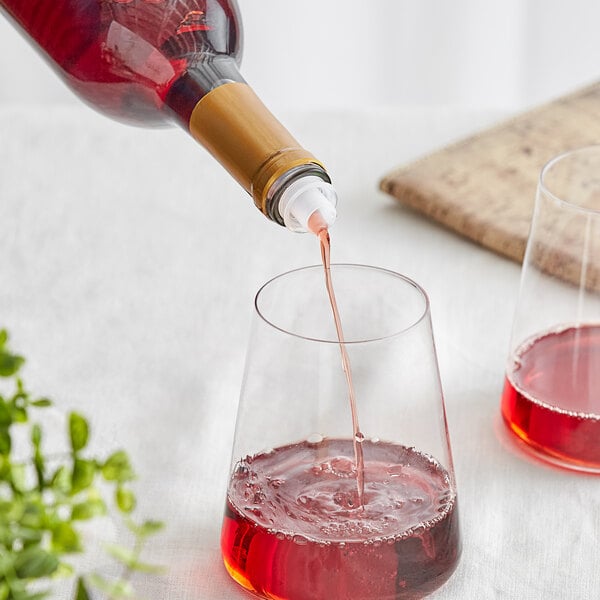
[501,145,600,472]
[221,264,461,600]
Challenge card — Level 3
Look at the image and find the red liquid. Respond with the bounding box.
[0,0,241,125]
[221,439,460,600]
[501,324,600,470]
[312,218,365,507]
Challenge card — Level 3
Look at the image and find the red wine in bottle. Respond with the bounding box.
[1,0,242,125]
[0,0,337,229]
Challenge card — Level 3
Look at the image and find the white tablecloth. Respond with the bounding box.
[0,103,597,599]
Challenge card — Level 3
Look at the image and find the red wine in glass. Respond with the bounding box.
[502,323,600,470]
[221,438,460,600]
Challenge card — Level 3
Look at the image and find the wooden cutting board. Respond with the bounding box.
[380,82,600,264]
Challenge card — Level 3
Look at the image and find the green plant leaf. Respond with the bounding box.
[126,519,165,538]
[11,405,28,424]
[0,455,8,479]
[0,499,24,524]
[0,427,11,455]
[0,400,11,427]
[0,329,7,347]
[13,526,43,546]
[104,543,136,566]
[101,451,135,483]
[30,398,52,408]
[51,522,82,553]
[50,465,71,495]
[125,560,165,575]
[115,487,136,514]
[0,550,15,575]
[31,424,42,448]
[34,450,45,490]
[69,413,89,454]
[53,561,75,578]
[11,463,27,493]
[104,544,165,574]
[13,593,50,600]
[89,573,134,598]
[74,576,91,600]
[14,547,59,579]
[5,579,26,598]
[20,502,43,530]
[0,351,24,377]
[71,459,95,494]
[71,498,106,521]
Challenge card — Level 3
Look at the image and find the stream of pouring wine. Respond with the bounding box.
[309,212,365,508]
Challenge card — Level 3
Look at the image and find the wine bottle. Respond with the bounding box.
[0,0,337,232]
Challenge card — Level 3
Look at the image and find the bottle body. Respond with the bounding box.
[0,0,337,230]
[0,0,242,126]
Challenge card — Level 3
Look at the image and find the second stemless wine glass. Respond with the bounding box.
[221,264,460,600]
[502,145,600,472]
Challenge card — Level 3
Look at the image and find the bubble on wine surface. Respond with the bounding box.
[292,534,309,545]
[322,456,356,478]
[333,490,359,509]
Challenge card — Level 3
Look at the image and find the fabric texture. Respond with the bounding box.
[0,105,596,599]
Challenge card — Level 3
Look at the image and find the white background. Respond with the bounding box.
[0,0,599,113]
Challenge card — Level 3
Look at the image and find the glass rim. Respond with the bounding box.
[539,144,600,216]
[254,263,430,344]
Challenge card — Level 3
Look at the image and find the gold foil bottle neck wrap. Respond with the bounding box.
[188,82,325,216]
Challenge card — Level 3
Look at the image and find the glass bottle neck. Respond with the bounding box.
[170,61,333,227]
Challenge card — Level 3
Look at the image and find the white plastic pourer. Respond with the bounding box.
[278,175,338,233]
